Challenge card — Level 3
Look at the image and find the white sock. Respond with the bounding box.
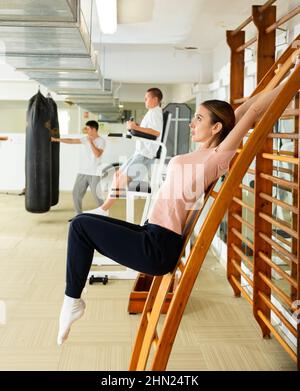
[83,207,108,216]
[57,295,86,346]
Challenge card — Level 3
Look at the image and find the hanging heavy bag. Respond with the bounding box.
[25,91,52,213]
[48,96,60,206]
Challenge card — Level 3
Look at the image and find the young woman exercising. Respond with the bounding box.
[57,66,297,345]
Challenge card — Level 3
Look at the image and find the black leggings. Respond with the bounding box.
[66,214,183,298]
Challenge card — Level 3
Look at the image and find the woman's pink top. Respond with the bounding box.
[148,147,236,235]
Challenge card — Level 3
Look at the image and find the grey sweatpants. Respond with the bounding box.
[72,174,103,214]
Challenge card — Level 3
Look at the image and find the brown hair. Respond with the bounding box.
[201,100,235,145]
[85,120,99,131]
[147,87,163,104]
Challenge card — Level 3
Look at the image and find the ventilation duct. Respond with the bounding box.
[0,0,117,114]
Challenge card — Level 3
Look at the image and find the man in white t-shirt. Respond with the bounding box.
[86,87,163,216]
[51,120,105,214]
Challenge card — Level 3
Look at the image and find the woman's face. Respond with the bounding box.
[189,105,220,143]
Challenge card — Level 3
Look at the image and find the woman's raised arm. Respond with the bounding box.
[217,62,300,153]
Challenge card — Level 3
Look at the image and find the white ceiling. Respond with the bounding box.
[97,0,297,84]
[100,0,269,48]
[2,0,300,92]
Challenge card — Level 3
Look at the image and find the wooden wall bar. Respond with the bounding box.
[226,2,300,368]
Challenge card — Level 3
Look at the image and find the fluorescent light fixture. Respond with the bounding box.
[96,0,117,34]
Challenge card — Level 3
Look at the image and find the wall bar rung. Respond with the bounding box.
[259,192,298,214]
[259,0,277,13]
[281,108,299,118]
[258,271,293,308]
[259,231,297,264]
[236,37,257,53]
[232,213,254,231]
[278,150,297,157]
[258,212,298,239]
[230,16,253,36]
[233,196,254,212]
[178,261,185,273]
[258,291,297,337]
[266,6,300,34]
[260,173,298,190]
[210,191,218,199]
[232,213,254,230]
[239,184,255,193]
[231,244,253,268]
[257,310,297,363]
[258,251,298,288]
[230,275,253,305]
[230,0,276,37]
[231,227,254,250]
[273,166,294,175]
[262,153,299,165]
[231,259,253,287]
[272,231,293,248]
[268,133,299,139]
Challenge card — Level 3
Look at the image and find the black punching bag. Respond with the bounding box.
[25,91,52,213]
[48,97,60,206]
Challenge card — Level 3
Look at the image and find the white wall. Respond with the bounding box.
[104,44,207,84]
[0,100,85,135]
[170,83,194,103]
[117,83,172,103]
[0,133,136,191]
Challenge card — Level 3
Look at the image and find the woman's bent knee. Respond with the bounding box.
[69,214,89,231]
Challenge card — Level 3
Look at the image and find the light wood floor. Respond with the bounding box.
[0,191,296,371]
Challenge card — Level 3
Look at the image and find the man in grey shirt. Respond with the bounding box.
[51,120,105,214]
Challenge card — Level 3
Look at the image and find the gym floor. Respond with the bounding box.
[0,192,295,370]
